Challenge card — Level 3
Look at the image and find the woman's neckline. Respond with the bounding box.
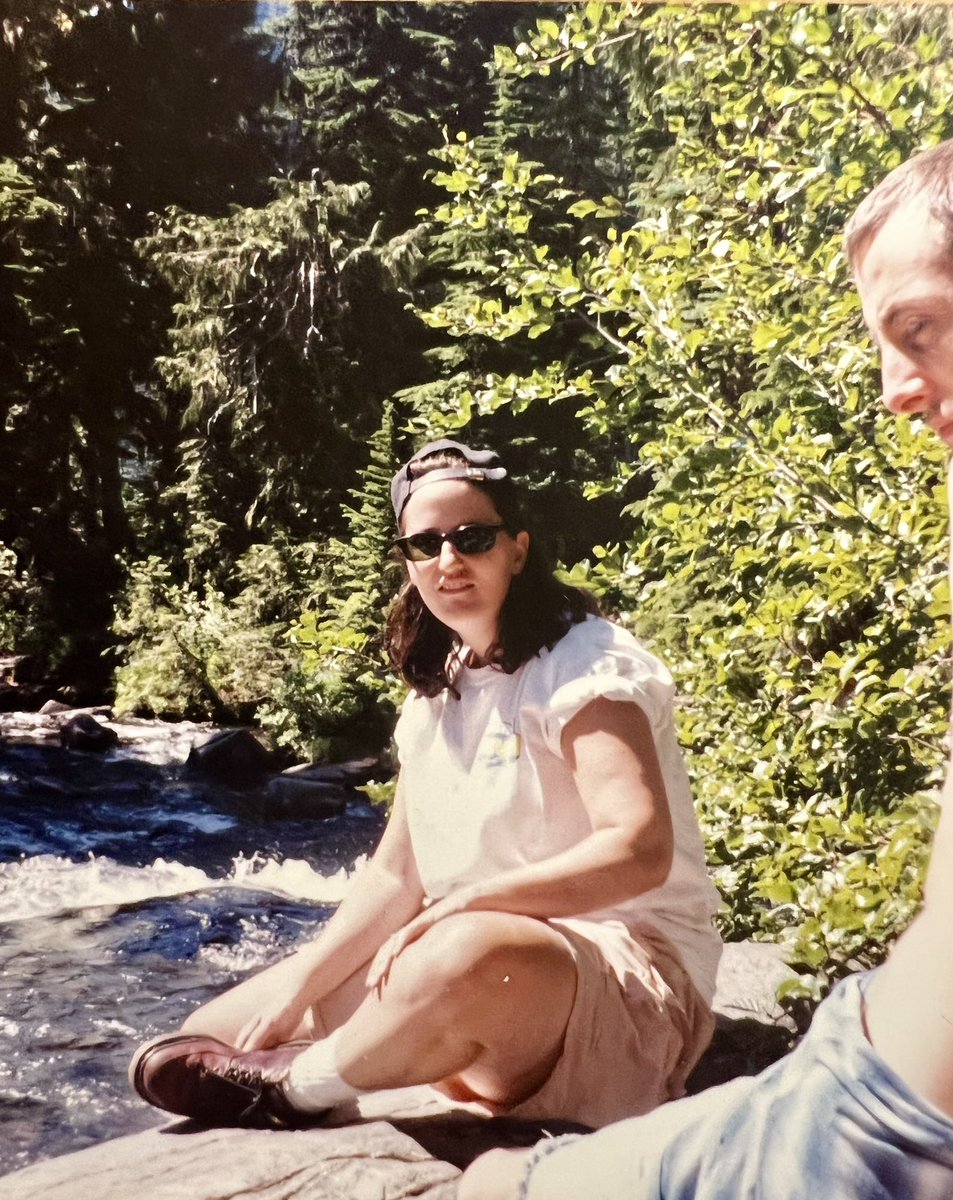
[450,645,504,686]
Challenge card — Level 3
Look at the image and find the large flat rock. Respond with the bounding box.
[0,1120,459,1200]
[0,942,801,1197]
[687,940,799,1094]
[0,1108,587,1200]
[711,940,797,1024]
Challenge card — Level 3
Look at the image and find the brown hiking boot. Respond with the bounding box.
[129,1033,314,1128]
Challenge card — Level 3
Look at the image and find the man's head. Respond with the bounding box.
[845,141,953,270]
[848,140,953,446]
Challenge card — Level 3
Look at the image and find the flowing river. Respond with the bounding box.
[0,722,384,1176]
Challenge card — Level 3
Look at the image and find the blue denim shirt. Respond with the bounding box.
[524,970,953,1200]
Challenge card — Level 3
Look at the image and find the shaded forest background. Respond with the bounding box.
[3,0,953,997]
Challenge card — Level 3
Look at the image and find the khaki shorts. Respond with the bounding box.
[504,918,714,1129]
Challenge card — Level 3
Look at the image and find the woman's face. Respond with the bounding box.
[400,479,529,657]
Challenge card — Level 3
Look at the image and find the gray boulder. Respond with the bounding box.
[58,713,120,753]
[0,943,803,1199]
[185,730,274,785]
[281,757,385,788]
[265,775,348,819]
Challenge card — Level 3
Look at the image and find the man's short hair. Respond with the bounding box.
[845,139,953,269]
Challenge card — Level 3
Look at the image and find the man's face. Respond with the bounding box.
[855,195,953,447]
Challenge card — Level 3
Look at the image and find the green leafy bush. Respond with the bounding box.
[113,541,320,723]
[414,2,953,997]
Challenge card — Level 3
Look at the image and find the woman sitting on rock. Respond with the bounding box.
[129,439,722,1130]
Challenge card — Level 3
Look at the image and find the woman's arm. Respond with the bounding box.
[368,697,673,987]
[234,774,425,1049]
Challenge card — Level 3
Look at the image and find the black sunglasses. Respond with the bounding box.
[393,523,507,562]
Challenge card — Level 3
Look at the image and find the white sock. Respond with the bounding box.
[284,1028,362,1112]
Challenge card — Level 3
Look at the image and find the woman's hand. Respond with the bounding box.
[457,1148,532,1200]
[365,886,479,992]
[233,989,314,1052]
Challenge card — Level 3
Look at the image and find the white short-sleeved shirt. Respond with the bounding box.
[393,615,723,1003]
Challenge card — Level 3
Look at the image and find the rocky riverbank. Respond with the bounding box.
[0,705,801,1193]
[0,707,217,764]
[0,704,391,821]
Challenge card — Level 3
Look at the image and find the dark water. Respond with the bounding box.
[0,732,384,1176]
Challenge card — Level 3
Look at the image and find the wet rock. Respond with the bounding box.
[186,729,274,786]
[261,758,393,820]
[58,713,120,753]
[87,717,217,767]
[282,757,386,788]
[29,774,80,798]
[264,775,348,820]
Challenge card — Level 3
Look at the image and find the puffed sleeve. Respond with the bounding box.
[522,617,676,757]
[392,691,427,765]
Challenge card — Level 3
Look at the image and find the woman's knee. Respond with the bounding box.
[393,912,574,1001]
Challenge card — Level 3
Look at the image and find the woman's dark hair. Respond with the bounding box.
[384,448,599,697]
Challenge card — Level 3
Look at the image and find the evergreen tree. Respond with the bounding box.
[105,3,536,729]
[141,177,380,579]
[402,5,653,564]
[0,0,281,689]
[260,400,405,760]
[280,2,518,227]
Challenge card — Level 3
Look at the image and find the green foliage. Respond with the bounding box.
[259,402,406,762]
[281,2,516,227]
[141,176,392,577]
[0,157,63,226]
[416,3,953,995]
[250,4,604,761]
[357,776,398,812]
[0,542,27,652]
[6,0,953,999]
[113,540,320,723]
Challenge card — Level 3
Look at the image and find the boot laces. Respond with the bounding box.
[191,1049,298,1127]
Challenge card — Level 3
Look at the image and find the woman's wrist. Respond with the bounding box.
[453,881,486,912]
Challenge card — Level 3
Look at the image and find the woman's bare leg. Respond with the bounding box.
[180,951,371,1044]
[174,910,576,1109]
[331,911,577,1106]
